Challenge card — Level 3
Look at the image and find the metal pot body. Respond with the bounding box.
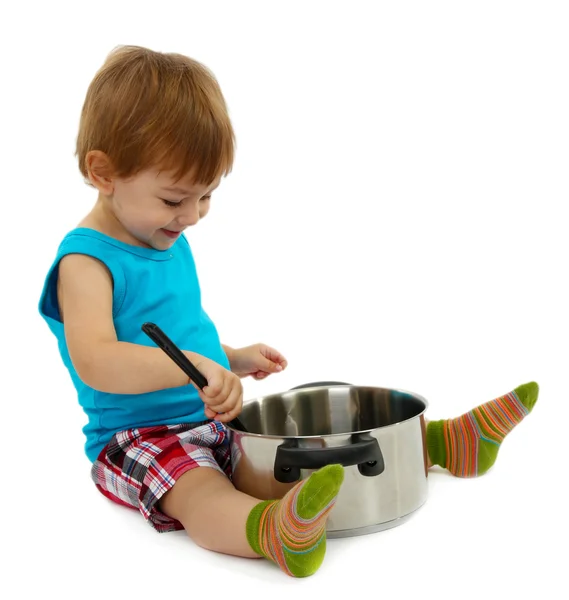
[229,384,428,538]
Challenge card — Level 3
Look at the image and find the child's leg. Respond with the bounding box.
[159,463,344,577]
[159,466,259,557]
[426,381,538,477]
[92,422,343,577]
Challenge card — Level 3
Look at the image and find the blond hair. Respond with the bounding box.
[76,45,234,184]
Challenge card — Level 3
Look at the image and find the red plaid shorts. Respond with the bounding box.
[90,421,232,532]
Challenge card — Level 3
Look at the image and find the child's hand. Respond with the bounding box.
[191,356,244,423]
[228,344,288,380]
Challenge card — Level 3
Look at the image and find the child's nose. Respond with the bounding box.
[177,205,200,226]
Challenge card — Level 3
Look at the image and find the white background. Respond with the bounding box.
[2,1,568,598]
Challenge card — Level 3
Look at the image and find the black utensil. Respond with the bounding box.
[141,322,246,432]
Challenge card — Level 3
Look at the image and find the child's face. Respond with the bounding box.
[109,169,220,250]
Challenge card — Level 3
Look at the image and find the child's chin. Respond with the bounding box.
[149,234,177,250]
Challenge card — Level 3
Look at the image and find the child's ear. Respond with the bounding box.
[85,151,115,194]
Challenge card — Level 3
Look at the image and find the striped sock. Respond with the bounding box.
[427,382,539,477]
[245,464,344,578]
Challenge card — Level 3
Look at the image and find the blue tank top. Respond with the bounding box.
[38,228,230,462]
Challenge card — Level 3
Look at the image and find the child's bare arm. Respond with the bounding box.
[57,254,199,394]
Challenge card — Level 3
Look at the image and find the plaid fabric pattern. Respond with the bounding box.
[90,421,231,532]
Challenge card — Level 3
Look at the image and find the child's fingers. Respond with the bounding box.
[253,351,283,375]
[204,373,236,406]
[208,385,243,420]
[214,390,244,423]
[261,346,288,370]
[199,372,225,399]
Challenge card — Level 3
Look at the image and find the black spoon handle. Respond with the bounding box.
[141,322,246,432]
[142,322,208,389]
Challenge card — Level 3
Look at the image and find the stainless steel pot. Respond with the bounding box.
[228,382,429,538]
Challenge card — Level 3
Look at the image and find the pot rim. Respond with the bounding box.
[226,384,429,438]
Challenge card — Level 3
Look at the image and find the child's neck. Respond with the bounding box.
[78,195,149,248]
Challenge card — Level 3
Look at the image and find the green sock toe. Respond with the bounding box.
[296,464,345,520]
[514,381,539,412]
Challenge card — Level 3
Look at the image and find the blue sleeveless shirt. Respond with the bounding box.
[39,228,229,462]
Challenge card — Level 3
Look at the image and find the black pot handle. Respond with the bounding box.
[274,433,385,483]
[290,381,352,390]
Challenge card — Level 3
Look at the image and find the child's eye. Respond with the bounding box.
[161,199,181,207]
[200,195,211,203]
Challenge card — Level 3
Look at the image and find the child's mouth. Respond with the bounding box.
[161,229,182,239]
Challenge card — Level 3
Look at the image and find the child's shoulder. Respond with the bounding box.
[58,227,169,258]
[60,226,119,245]
[56,226,113,251]
[52,227,193,270]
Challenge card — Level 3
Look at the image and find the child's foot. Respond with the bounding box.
[427,382,539,477]
[246,464,344,577]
